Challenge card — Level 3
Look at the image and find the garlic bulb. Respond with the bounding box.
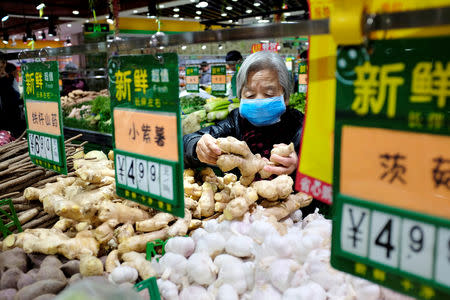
[165,237,195,258]
[179,285,212,300]
[109,265,138,284]
[187,253,218,285]
[217,284,239,300]
[157,279,179,300]
[195,232,226,258]
[225,235,254,258]
[282,281,326,300]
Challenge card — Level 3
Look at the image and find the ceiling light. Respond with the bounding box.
[159,46,164,49]
[260,40,269,43]
[226,6,232,10]
[133,10,138,14]
[195,16,200,20]
[196,11,202,15]
[221,13,227,17]
[255,16,261,20]
[106,12,114,24]
[44,16,49,20]
[38,30,42,34]
[72,10,79,15]
[246,9,252,13]
[254,2,261,7]
[258,19,269,23]
[181,45,187,50]
[2,31,9,44]
[180,17,184,20]
[218,44,223,50]
[173,8,179,12]
[55,37,60,41]
[67,23,72,28]
[159,4,165,8]
[235,21,239,24]
[190,0,196,2]
[197,1,208,8]
[173,14,179,18]
[38,35,43,40]
[201,45,206,49]
[85,19,89,23]
[284,12,291,16]
[0,10,9,22]
[232,0,238,1]
[228,20,233,23]
[36,3,45,10]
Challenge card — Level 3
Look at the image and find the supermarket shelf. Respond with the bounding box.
[2,6,449,61]
[64,127,112,148]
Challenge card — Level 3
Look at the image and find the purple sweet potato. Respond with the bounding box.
[60,261,80,278]
[17,273,37,290]
[0,288,17,300]
[0,248,28,272]
[36,267,67,283]
[13,280,66,300]
[0,268,23,289]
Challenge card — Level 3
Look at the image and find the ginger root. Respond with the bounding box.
[262,192,313,220]
[4,228,99,259]
[118,228,169,253]
[80,255,104,276]
[168,209,192,237]
[135,212,176,232]
[98,200,151,224]
[251,175,293,201]
[105,249,120,273]
[223,183,259,220]
[122,251,156,280]
[216,136,266,186]
[198,182,215,217]
[114,223,135,244]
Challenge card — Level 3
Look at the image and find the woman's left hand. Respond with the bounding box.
[263,151,298,176]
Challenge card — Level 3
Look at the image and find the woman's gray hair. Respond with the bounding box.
[236,51,292,102]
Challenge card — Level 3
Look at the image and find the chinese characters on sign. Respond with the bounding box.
[298,61,308,93]
[185,66,199,93]
[114,67,170,106]
[332,37,450,300]
[211,65,226,96]
[109,54,183,217]
[251,42,279,53]
[22,61,67,175]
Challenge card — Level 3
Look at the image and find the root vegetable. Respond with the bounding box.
[251,175,293,201]
[217,284,239,300]
[60,260,80,277]
[0,289,16,300]
[34,294,56,300]
[41,256,62,269]
[263,193,312,221]
[14,279,66,300]
[135,212,175,232]
[189,219,202,231]
[1,267,22,289]
[80,255,103,277]
[159,253,189,285]
[52,218,76,232]
[36,266,67,283]
[98,201,150,224]
[94,219,119,244]
[118,228,168,253]
[0,247,28,272]
[223,186,258,220]
[216,137,267,186]
[122,251,156,280]
[168,209,192,237]
[198,182,215,217]
[282,282,326,300]
[114,223,135,244]
[105,250,120,273]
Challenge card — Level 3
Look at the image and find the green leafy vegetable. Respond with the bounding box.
[289,92,306,113]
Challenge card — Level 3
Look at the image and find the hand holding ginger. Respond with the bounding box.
[262,143,298,176]
[196,134,222,165]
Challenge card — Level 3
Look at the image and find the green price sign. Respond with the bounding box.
[211,65,226,96]
[22,61,67,174]
[108,54,184,217]
[185,66,199,93]
[298,60,308,93]
[331,36,450,300]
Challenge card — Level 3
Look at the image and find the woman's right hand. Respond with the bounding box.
[196,134,222,165]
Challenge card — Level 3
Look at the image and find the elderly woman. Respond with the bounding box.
[183,51,304,177]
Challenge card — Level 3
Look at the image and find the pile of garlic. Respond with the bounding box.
[147,208,413,300]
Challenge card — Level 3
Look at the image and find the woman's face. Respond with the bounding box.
[241,69,284,101]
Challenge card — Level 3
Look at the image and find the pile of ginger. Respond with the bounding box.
[2,137,312,280]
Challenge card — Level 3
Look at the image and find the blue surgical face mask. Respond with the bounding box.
[239,95,286,127]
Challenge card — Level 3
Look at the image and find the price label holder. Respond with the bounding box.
[185,66,199,93]
[22,61,67,174]
[331,37,450,300]
[109,54,184,217]
[211,65,226,96]
[298,60,308,93]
